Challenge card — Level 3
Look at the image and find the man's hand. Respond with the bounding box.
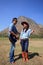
[10,31,20,39]
[16,34,19,39]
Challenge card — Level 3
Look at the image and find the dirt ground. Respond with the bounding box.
[0,38,43,65]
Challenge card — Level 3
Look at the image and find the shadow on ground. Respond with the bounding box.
[14,52,39,62]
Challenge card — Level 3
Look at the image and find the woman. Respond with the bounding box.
[20,21,34,62]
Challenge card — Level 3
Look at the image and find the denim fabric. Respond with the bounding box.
[8,23,18,62]
[9,36,17,62]
[20,29,32,39]
[8,23,18,39]
[9,43,15,62]
[9,34,17,44]
[20,39,29,52]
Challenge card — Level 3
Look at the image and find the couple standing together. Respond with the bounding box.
[8,18,34,64]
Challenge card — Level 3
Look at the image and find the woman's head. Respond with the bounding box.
[21,21,29,29]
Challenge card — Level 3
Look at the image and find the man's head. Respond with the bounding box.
[12,18,18,25]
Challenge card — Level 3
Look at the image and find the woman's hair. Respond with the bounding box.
[25,26,29,32]
[23,24,29,32]
[12,18,17,22]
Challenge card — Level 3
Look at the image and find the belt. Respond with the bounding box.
[20,38,28,41]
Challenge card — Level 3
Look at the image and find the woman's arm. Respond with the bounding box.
[31,30,34,34]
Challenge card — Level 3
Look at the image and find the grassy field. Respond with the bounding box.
[0,37,43,65]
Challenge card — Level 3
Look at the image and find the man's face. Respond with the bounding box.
[13,19,17,25]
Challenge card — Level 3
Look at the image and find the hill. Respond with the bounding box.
[0,16,43,37]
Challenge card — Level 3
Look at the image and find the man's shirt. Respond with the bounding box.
[8,23,18,38]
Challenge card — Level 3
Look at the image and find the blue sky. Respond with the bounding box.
[0,0,43,31]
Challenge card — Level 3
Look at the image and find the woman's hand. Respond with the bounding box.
[32,30,34,33]
[31,30,34,34]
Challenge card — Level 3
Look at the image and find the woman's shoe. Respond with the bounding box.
[25,52,28,62]
[22,52,25,62]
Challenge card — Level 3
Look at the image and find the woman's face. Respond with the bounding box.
[23,24,27,29]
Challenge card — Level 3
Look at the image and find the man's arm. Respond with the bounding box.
[10,31,19,39]
[10,31,16,37]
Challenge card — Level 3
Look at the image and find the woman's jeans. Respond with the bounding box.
[20,39,29,52]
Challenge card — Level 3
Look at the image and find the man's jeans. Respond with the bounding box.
[9,36,17,62]
[9,43,15,62]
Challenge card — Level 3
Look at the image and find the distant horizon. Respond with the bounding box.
[0,0,43,31]
[0,16,43,32]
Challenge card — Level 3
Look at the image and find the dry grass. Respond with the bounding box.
[0,38,43,65]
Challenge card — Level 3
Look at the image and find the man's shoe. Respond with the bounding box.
[10,61,15,64]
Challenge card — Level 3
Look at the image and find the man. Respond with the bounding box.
[8,18,19,64]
